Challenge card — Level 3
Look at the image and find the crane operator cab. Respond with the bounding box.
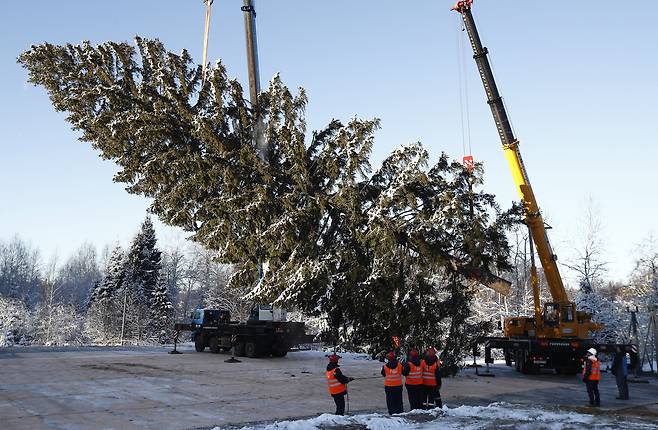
[504,302,600,339]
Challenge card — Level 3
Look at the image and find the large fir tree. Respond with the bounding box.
[20,38,519,367]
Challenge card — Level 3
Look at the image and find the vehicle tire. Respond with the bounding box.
[519,350,529,374]
[504,350,512,367]
[209,336,220,353]
[514,350,521,372]
[194,335,206,352]
[234,342,246,357]
[245,341,260,358]
[271,345,289,357]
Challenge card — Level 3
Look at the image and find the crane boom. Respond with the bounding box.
[453,1,568,303]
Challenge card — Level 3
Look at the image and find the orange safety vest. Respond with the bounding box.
[583,359,601,381]
[405,362,423,385]
[422,360,440,386]
[326,369,346,395]
[383,363,403,387]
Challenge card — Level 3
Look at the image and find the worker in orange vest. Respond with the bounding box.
[326,354,354,415]
[422,347,443,408]
[381,351,404,414]
[582,348,601,407]
[402,349,424,410]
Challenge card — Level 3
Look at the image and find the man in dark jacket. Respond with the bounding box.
[381,351,404,414]
[611,350,629,400]
[402,349,424,410]
[326,354,354,415]
[422,347,443,408]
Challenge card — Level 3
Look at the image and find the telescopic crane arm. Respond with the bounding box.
[452,0,569,304]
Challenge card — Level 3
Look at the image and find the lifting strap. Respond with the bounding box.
[202,0,214,84]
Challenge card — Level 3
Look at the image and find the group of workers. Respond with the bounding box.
[326,346,631,415]
[326,347,443,416]
[582,347,630,407]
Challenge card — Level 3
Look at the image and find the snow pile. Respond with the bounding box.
[444,402,594,426]
[220,403,656,430]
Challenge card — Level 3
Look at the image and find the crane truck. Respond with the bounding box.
[452,0,637,374]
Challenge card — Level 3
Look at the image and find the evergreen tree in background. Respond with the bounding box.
[87,245,125,306]
[19,38,518,364]
[86,245,126,343]
[150,272,173,343]
[124,217,161,304]
[122,217,167,342]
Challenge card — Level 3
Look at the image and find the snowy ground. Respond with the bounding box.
[1,344,656,429]
[222,404,658,430]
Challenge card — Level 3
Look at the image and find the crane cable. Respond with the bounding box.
[456,14,473,163]
[201,0,214,84]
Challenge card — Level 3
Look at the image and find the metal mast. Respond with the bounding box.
[241,0,267,163]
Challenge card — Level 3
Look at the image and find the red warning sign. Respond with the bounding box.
[463,155,474,172]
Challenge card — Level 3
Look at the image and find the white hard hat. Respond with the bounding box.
[587,348,597,356]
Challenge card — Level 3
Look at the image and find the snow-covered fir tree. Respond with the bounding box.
[120,217,168,343]
[19,38,519,367]
[148,273,173,343]
[124,217,161,305]
[85,244,126,343]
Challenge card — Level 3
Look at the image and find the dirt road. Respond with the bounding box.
[0,344,656,429]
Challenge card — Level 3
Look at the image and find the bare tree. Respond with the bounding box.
[57,243,101,309]
[0,236,41,303]
[36,254,63,345]
[564,197,608,293]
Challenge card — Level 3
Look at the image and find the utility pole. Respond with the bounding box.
[241,0,267,163]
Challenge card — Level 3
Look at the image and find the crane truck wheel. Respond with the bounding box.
[194,335,206,352]
[245,341,260,358]
[234,341,246,357]
[271,344,289,357]
[209,336,221,353]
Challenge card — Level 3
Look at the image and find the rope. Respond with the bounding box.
[201,0,214,84]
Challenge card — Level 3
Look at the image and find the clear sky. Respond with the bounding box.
[1,1,656,284]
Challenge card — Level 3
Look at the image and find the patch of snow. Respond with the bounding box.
[218,403,656,430]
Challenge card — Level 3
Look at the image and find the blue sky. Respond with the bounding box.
[1,1,656,284]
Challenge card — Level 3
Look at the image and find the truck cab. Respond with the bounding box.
[190,308,231,328]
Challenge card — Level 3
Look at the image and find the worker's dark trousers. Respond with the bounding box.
[423,385,443,408]
[405,384,423,410]
[384,386,404,415]
[615,374,629,399]
[332,392,346,415]
[586,381,600,405]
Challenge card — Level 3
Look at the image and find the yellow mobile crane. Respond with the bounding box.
[452,0,637,374]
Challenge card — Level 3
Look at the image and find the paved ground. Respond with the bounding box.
[0,344,656,429]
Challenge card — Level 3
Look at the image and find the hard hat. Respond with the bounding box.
[587,348,597,356]
[426,347,437,356]
[409,349,419,358]
[386,351,396,361]
[328,354,341,363]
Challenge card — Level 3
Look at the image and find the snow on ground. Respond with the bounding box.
[219,403,657,430]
